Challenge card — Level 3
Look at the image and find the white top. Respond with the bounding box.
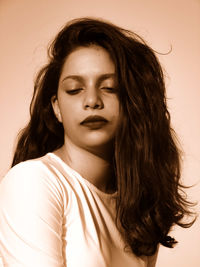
[0,153,158,267]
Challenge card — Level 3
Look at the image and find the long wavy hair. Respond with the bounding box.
[12,17,195,257]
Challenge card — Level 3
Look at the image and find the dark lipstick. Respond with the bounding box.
[80,115,108,129]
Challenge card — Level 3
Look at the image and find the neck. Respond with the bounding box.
[54,140,116,193]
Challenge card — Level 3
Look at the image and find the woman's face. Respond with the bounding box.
[52,45,120,152]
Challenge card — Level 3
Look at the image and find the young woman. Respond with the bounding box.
[0,18,194,267]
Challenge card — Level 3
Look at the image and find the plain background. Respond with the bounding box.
[0,0,199,266]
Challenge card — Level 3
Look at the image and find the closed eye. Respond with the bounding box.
[101,87,117,93]
[66,88,83,95]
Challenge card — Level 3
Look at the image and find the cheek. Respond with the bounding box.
[113,100,122,125]
[108,103,121,129]
[58,105,73,128]
[59,98,80,119]
[110,98,120,117]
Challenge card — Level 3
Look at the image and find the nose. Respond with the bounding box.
[83,89,104,109]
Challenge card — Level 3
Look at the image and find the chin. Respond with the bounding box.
[81,132,114,147]
[83,140,113,149]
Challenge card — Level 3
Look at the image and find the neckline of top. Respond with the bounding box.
[46,152,117,199]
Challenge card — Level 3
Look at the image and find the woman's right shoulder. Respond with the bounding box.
[1,157,50,185]
[0,156,67,201]
[0,155,67,212]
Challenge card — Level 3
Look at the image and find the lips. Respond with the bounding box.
[80,115,108,128]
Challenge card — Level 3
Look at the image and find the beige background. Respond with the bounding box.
[0,0,199,266]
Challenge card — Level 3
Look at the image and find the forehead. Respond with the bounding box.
[60,45,115,79]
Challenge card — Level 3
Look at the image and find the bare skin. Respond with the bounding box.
[52,45,120,193]
[54,140,115,193]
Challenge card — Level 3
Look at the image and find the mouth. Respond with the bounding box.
[80,115,108,129]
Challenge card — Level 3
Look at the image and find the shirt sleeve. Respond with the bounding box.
[0,161,65,267]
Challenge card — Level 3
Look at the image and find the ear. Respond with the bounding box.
[51,95,62,123]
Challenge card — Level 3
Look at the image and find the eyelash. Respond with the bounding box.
[66,87,117,95]
[101,87,117,93]
[66,88,83,95]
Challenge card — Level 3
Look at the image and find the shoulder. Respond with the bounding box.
[0,156,65,265]
[2,156,48,177]
[0,155,66,209]
[1,154,64,185]
[1,157,50,189]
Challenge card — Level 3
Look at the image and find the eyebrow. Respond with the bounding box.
[61,73,116,83]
